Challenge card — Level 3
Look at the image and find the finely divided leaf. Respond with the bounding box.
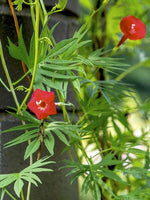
[24,138,41,160]
[14,178,24,197]
[54,129,70,146]
[8,26,30,67]
[44,132,55,155]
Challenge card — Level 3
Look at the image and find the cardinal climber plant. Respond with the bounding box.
[0,0,149,200]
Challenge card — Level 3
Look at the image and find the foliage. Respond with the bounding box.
[0,0,150,200]
[0,157,54,199]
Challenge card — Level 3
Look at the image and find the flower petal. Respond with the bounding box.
[117,15,146,47]
[27,89,57,120]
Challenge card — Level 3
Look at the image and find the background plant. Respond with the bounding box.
[0,0,150,200]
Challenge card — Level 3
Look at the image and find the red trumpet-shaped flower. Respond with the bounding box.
[27,89,57,120]
[117,15,146,47]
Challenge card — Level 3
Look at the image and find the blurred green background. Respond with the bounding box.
[78,1,150,199]
[79,0,150,101]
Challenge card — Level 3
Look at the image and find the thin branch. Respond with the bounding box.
[37,120,45,160]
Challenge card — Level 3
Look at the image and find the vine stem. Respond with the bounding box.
[29,0,35,28]
[21,189,25,200]
[0,40,32,200]
[56,90,70,122]
[39,0,48,25]
[116,63,141,81]
[91,0,110,19]
[26,141,33,200]
[17,0,40,114]
[26,1,40,199]
[5,189,17,200]
[0,41,20,109]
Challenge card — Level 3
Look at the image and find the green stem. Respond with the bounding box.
[25,1,40,199]
[90,0,110,21]
[0,41,31,200]
[26,141,33,200]
[13,70,31,86]
[0,78,10,91]
[115,63,141,81]
[110,46,119,57]
[0,40,20,109]
[17,0,40,114]
[40,0,48,25]
[24,1,40,200]
[5,189,17,200]
[39,4,44,25]
[56,90,70,122]
[23,0,35,5]
[0,37,32,200]
[79,141,93,165]
[29,0,35,29]
[21,189,25,200]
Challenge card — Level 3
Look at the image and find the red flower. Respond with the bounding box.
[117,15,146,47]
[27,89,57,120]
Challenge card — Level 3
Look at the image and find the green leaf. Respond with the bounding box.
[45,38,77,59]
[56,0,68,10]
[54,129,70,146]
[1,124,39,134]
[62,128,81,140]
[81,174,91,195]
[70,171,83,185]
[35,74,62,90]
[39,68,77,79]
[66,168,80,177]
[12,0,23,11]
[44,132,55,155]
[14,178,24,197]
[6,110,41,125]
[144,146,150,169]
[93,152,123,168]
[77,40,91,49]
[24,138,41,160]
[22,156,55,173]
[46,122,82,141]
[99,169,126,184]
[93,182,101,200]
[59,80,68,99]
[25,167,54,173]
[25,173,42,184]
[73,24,88,43]
[21,175,38,187]
[97,178,116,197]
[41,59,78,65]
[37,23,59,63]
[49,0,68,14]
[0,157,54,197]
[71,78,80,93]
[21,173,42,187]
[124,167,149,177]
[4,129,38,148]
[0,174,17,188]
[39,63,80,71]
[112,119,122,136]
[8,26,29,67]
